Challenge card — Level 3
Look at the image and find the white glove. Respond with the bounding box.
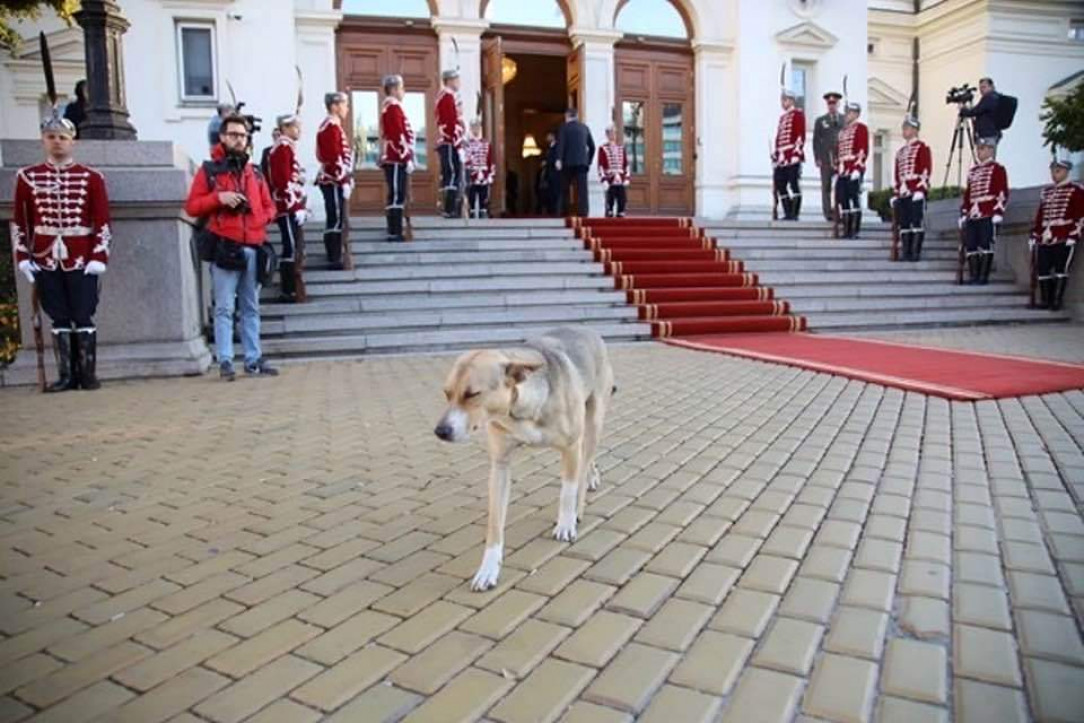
[555,160,563,171]
[913,192,925,202]
[294,209,308,226]
[84,261,107,276]
[993,215,1003,225]
[850,171,860,181]
[344,182,354,198]
[1068,239,1077,247]
[18,259,37,284]
[958,217,966,229]
[406,161,416,175]
[1028,237,1036,249]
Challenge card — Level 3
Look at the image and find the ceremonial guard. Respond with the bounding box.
[269,113,308,302]
[835,102,869,238]
[959,137,1009,285]
[773,88,806,220]
[316,91,352,268]
[436,69,466,218]
[813,91,845,221]
[13,113,110,391]
[1030,159,1082,310]
[892,113,932,261]
[597,126,630,218]
[464,118,495,219]
[380,74,415,242]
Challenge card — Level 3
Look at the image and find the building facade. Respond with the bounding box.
[1,0,1080,219]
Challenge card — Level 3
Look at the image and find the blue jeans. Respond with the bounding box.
[212,245,261,366]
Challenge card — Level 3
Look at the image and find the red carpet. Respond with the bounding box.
[667,333,1084,400]
[571,217,806,337]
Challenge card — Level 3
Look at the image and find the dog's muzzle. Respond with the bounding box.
[434,422,455,441]
[434,407,470,443]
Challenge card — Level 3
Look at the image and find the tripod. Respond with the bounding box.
[941,111,976,190]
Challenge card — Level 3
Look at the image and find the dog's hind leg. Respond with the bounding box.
[472,433,515,591]
[553,445,582,542]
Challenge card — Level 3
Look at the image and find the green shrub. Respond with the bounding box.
[0,225,17,367]
[867,185,963,221]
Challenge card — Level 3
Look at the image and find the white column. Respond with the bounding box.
[693,40,735,220]
[295,7,344,223]
[432,18,489,125]
[570,28,622,217]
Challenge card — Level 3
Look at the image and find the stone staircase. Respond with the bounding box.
[703,220,1073,331]
[260,218,650,359]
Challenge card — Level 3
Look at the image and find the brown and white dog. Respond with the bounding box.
[434,327,615,591]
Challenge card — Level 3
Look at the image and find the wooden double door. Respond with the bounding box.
[615,45,695,216]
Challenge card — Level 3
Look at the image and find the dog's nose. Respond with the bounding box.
[434,423,453,441]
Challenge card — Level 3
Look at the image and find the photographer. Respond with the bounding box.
[185,114,278,380]
[959,78,1002,143]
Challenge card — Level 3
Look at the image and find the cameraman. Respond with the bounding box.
[959,78,1002,143]
[185,114,278,380]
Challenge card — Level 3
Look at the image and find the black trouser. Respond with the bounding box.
[544,172,560,215]
[774,164,802,219]
[1036,243,1075,309]
[819,162,834,220]
[438,145,462,216]
[467,184,490,219]
[835,174,862,236]
[896,196,926,260]
[384,163,408,238]
[560,166,589,217]
[276,214,305,298]
[964,217,996,283]
[319,184,345,264]
[38,268,99,331]
[605,185,627,217]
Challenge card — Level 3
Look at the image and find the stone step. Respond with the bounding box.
[737,248,958,261]
[715,237,953,251]
[741,259,958,273]
[708,228,893,240]
[261,321,652,358]
[261,304,637,337]
[262,289,629,316]
[756,270,1005,285]
[779,281,1020,299]
[344,217,568,229]
[301,275,616,297]
[290,249,591,268]
[790,293,1035,314]
[809,306,1072,331]
[302,260,603,284]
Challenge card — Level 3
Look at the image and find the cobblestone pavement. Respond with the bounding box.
[2,343,1083,723]
[853,324,1084,364]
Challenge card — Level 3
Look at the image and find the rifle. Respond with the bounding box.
[341,189,354,270]
[30,282,46,392]
[832,176,841,239]
[890,199,900,261]
[404,169,415,241]
[1029,243,1038,307]
[770,140,778,222]
[295,221,308,302]
[956,225,966,285]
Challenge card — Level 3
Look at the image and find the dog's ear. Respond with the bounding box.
[504,361,543,385]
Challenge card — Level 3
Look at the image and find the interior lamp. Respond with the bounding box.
[522,134,541,158]
[502,57,518,85]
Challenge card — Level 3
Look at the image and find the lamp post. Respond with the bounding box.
[74,0,137,139]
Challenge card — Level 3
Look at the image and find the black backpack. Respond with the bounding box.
[192,160,267,262]
[995,94,1018,131]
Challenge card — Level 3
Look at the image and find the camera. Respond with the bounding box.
[945,84,976,106]
[234,101,262,136]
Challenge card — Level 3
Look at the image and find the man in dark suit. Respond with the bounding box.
[555,109,595,217]
[813,91,845,221]
[959,77,1002,144]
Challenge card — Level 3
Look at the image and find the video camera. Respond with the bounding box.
[234,101,262,136]
[945,84,976,106]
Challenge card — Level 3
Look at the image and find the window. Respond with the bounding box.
[1070,20,1084,42]
[662,103,684,175]
[622,101,646,174]
[791,63,813,112]
[176,22,216,102]
[353,90,428,170]
[484,0,566,28]
[615,0,688,40]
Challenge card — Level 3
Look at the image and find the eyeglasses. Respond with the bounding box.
[223,132,249,139]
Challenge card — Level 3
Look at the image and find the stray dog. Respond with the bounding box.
[434,327,615,591]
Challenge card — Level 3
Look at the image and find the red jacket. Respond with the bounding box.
[465,138,495,185]
[961,160,1009,221]
[381,97,415,165]
[435,88,465,149]
[268,137,306,216]
[12,160,111,272]
[1031,181,1084,246]
[597,143,630,186]
[774,108,806,167]
[836,121,869,176]
[316,116,352,186]
[893,139,932,198]
[184,149,275,246]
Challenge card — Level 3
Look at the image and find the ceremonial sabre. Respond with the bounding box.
[30,31,59,391]
[294,65,309,300]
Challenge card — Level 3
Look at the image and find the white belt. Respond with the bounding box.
[35,225,92,236]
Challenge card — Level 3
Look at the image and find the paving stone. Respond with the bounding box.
[194,654,322,723]
[323,683,422,723]
[800,546,854,583]
[738,555,798,595]
[900,596,951,639]
[638,684,721,723]
[720,667,803,723]
[515,557,590,596]
[751,617,824,676]
[644,541,707,578]
[489,658,595,723]
[854,538,903,574]
[1014,609,1084,665]
[290,645,406,711]
[388,630,492,695]
[954,679,1028,723]
[876,696,949,723]
[377,601,473,654]
[205,619,323,678]
[295,610,401,666]
[669,630,753,696]
[824,606,889,660]
[15,640,151,708]
[779,577,839,624]
[899,561,950,600]
[401,667,513,723]
[802,653,879,723]
[554,610,641,667]
[634,598,713,652]
[244,699,324,723]
[881,638,948,704]
[27,680,135,723]
[113,629,239,692]
[955,551,1006,588]
[583,643,679,714]
[537,580,616,627]
[460,590,547,640]
[606,573,677,618]
[841,569,896,611]
[954,583,1012,631]
[705,534,762,568]
[477,619,571,679]
[1007,571,1072,615]
[584,546,652,586]
[953,625,1023,687]
[709,588,780,638]
[1023,657,1084,723]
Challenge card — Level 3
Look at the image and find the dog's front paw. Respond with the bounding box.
[471,545,503,591]
[589,464,601,491]
[552,517,578,542]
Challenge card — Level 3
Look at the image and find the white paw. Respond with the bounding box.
[470,545,502,592]
[588,464,600,491]
[553,517,578,542]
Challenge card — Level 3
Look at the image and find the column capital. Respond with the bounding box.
[691,38,735,56]
[568,27,624,48]
[295,9,344,31]
[431,17,490,38]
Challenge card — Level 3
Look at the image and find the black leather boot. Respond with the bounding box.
[76,329,100,390]
[389,209,404,241]
[278,261,296,302]
[901,234,913,262]
[979,254,993,285]
[1037,279,1052,309]
[912,232,924,262]
[1052,278,1068,311]
[793,195,802,221]
[854,210,863,238]
[968,255,981,284]
[46,330,77,393]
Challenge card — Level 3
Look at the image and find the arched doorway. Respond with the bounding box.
[614,0,695,215]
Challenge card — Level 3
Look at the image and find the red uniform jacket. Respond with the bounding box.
[315,116,352,186]
[961,160,1009,221]
[597,143,630,186]
[464,138,495,185]
[836,121,869,176]
[435,88,465,149]
[893,139,932,198]
[268,137,306,216]
[773,108,806,167]
[12,160,111,272]
[184,155,275,246]
[1031,181,1084,246]
[381,97,415,165]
